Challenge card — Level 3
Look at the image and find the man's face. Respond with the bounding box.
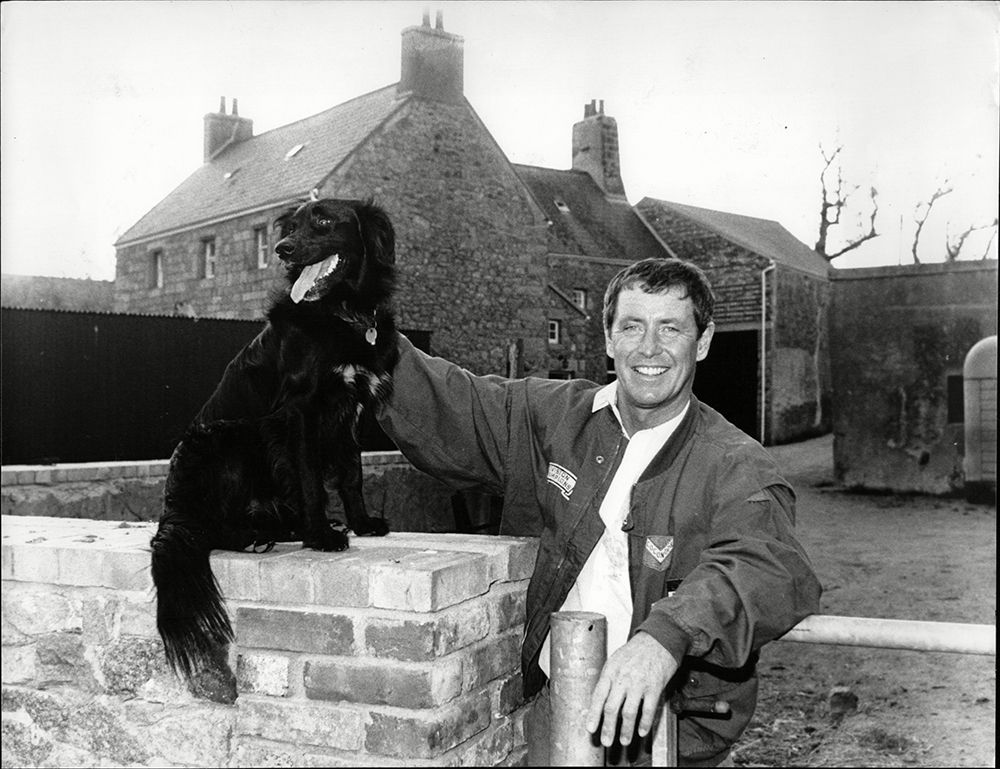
[605,286,714,432]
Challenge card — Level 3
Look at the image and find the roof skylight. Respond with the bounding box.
[554,199,571,214]
[285,143,307,160]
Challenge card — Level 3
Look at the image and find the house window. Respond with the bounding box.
[573,288,587,310]
[255,226,270,269]
[554,198,571,214]
[149,250,164,289]
[947,375,964,423]
[548,319,562,344]
[201,238,217,279]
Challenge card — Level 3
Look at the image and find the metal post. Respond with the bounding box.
[651,694,678,767]
[550,611,607,766]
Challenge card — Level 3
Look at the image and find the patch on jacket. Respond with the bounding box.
[643,535,674,571]
[546,462,577,500]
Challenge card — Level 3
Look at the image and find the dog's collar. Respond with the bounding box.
[334,304,379,346]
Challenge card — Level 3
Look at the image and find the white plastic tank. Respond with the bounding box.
[963,335,997,504]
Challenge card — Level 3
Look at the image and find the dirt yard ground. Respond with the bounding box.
[732,434,996,767]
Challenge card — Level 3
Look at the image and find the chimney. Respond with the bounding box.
[572,99,626,198]
[398,10,464,104]
[203,96,254,162]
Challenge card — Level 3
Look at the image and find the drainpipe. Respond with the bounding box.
[760,261,776,444]
[550,611,607,766]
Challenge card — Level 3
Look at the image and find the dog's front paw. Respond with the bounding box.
[303,525,350,552]
[352,517,390,537]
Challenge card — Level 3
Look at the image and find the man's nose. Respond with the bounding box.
[637,327,662,356]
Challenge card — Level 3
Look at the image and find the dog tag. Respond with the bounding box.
[365,327,378,345]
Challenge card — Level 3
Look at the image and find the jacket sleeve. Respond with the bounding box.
[376,333,515,495]
[637,476,822,668]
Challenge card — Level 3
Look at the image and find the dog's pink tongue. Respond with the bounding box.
[290,254,339,303]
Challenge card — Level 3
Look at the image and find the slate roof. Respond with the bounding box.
[116,85,406,245]
[637,198,830,278]
[513,165,666,263]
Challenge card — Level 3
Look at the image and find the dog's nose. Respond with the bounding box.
[275,240,296,258]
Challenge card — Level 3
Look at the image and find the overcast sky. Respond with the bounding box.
[2,0,998,280]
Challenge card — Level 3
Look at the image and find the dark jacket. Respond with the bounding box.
[378,335,821,762]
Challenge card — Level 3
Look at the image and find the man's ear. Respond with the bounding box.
[696,322,715,362]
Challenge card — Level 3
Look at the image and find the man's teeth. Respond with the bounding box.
[635,366,667,376]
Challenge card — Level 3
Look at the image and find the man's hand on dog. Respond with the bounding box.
[585,631,680,747]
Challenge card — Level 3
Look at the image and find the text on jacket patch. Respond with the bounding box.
[546,463,577,500]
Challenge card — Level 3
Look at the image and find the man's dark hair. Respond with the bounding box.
[603,258,716,336]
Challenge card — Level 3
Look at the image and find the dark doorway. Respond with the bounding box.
[693,329,759,439]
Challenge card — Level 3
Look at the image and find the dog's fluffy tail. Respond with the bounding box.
[150,521,233,681]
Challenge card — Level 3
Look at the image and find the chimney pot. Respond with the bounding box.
[435,10,444,29]
[232,97,239,116]
[219,96,226,113]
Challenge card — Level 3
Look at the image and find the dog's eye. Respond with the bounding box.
[316,218,332,229]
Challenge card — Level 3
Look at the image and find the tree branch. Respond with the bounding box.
[912,184,952,264]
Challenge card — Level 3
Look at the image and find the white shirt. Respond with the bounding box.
[538,382,689,677]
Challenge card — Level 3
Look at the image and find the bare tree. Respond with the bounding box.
[911,183,953,264]
[814,144,879,261]
[945,217,999,261]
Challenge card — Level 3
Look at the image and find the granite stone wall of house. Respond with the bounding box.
[314,99,550,376]
[2,515,536,767]
[544,254,628,383]
[830,261,998,493]
[114,207,288,320]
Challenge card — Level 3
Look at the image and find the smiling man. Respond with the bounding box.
[378,258,820,767]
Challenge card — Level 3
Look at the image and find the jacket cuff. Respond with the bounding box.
[635,612,692,662]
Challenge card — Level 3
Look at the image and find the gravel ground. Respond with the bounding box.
[731,434,996,767]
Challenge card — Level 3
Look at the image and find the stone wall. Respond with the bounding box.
[2,515,537,767]
[830,261,999,493]
[1,454,468,534]
[114,207,287,320]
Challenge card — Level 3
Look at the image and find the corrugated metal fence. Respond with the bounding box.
[1,308,414,464]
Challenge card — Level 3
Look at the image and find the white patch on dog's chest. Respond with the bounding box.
[333,364,389,400]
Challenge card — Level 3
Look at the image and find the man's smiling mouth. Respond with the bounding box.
[633,365,668,376]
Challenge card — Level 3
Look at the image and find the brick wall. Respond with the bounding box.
[830,261,999,493]
[1,454,465,534]
[2,515,537,766]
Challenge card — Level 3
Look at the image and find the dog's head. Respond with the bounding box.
[273,198,395,304]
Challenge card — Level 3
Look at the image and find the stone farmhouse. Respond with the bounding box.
[113,11,830,444]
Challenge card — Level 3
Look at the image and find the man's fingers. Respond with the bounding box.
[636,689,660,738]
[600,684,627,747]
[617,693,642,746]
[585,673,612,733]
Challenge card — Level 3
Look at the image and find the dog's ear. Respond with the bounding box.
[354,201,395,266]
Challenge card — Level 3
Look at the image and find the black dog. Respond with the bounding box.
[150,198,398,699]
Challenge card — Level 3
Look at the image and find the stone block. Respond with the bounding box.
[98,636,166,695]
[304,655,462,708]
[311,550,374,608]
[2,643,37,684]
[57,543,105,586]
[2,584,82,636]
[453,717,514,767]
[487,582,527,633]
[212,550,262,601]
[235,607,354,655]
[364,599,490,661]
[35,632,94,689]
[460,631,520,693]
[371,550,491,612]
[102,548,153,591]
[237,652,290,697]
[364,689,493,759]
[259,551,316,604]
[237,695,365,751]
[10,544,61,583]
